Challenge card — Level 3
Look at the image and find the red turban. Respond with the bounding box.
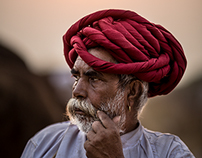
[63,9,186,97]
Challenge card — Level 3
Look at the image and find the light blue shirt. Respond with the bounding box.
[21,121,195,158]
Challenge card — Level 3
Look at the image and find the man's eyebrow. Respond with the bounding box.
[71,68,104,77]
[71,68,79,74]
[85,69,104,78]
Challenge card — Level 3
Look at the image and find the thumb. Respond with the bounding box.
[112,115,121,129]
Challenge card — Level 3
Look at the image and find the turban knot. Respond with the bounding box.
[63,9,187,97]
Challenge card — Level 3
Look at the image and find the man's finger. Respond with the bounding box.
[91,120,104,133]
[97,110,116,129]
[112,115,121,130]
[86,130,96,141]
[112,115,121,124]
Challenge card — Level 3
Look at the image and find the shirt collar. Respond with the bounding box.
[120,122,143,148]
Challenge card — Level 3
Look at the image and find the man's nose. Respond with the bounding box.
[72,78,88,99]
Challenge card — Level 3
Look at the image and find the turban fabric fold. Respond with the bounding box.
[63,9,186,97]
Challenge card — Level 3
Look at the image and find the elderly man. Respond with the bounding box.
[21,9,195,158]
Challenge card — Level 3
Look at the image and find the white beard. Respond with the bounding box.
[66,89,126,134]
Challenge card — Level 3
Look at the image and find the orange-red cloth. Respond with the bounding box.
[63,9,186,97]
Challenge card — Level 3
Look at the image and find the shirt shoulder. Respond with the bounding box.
[21,121,71,158]
[143,128,195,158]
[30,121,70,147]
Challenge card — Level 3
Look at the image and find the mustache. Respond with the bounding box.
[66,98,98,119]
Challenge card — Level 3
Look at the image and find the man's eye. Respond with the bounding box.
[72,75,79,81]
[89,77,100,82]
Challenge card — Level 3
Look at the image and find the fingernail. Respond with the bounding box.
[116,116,121,122]
[113,115,121,124]
[97,110,100,115]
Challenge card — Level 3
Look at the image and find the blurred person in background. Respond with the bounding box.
[0,43,64,157]
[21,9,195,158]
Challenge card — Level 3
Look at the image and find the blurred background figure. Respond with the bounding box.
[0,44,67,157]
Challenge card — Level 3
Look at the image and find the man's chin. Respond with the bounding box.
[70,114,95,134]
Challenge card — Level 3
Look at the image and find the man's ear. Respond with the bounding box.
[127,80,143,104]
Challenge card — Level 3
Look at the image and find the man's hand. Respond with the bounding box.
[84,111,124,158]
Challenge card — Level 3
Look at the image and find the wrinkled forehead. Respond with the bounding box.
[73,47,118,76]
[73,47,117,71]
[72,48,119,81]
[87,47,117,63]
